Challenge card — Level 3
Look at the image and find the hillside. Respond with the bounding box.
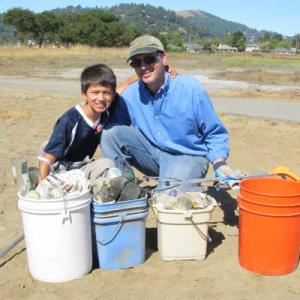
[176,10,261,40]
[0,4,279,43]
[109,4,210,39]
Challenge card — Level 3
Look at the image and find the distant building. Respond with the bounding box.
[185,44,204,53]
[216,44,237,53]
[271,47,295,55]
[167,44,183,52]
[245,43,261,52]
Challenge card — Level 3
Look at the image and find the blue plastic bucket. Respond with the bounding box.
[92,198,148,270]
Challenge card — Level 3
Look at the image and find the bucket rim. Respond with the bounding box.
[240,178,300,198]
[92,197,147,206]
[152,203,215,214]
[238,194,300,208]
[18,189,91,203]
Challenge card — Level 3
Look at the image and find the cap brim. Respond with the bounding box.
[127,47,164,62]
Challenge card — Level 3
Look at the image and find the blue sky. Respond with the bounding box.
[1,0,299,36]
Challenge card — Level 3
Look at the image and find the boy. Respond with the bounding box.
[39,63,131,181]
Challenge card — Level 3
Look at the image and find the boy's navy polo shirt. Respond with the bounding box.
[44,105,107,162]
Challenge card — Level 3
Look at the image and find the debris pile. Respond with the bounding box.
[153,190,214,210]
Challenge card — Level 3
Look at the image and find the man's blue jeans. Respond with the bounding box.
[101,124,209,191]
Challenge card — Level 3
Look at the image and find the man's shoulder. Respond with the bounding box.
[173,74,201,86]
[171,75,205,92]
[122,81,140,97]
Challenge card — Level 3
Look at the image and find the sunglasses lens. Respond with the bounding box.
[143,55,157,65]
[130,60,141,68]
[130,53,159,68]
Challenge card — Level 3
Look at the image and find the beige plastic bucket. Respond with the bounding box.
[18,190,92,282]
[152,200,216,261]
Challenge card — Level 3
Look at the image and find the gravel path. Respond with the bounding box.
[1,73,299,122]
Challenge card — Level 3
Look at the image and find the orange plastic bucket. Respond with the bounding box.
[238,177,300,275]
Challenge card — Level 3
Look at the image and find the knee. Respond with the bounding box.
[101,124,132,149]
[101,124,121,144]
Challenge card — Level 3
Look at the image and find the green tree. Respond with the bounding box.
[231,31,246,51]
[35,11,60,46]
[3,8,36,42]
[272,33,283,42]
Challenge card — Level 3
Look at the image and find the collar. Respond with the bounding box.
[139,71,170,97]
[76,104,104,129]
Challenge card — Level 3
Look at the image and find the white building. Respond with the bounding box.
[216,44,237,53]
[245,43,261,52]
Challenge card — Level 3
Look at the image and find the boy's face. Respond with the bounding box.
[82,84,115,114]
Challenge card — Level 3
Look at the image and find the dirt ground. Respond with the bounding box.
[0,79,300,300]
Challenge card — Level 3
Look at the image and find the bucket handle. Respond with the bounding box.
[96,215,125,245]
[186,214,212,242]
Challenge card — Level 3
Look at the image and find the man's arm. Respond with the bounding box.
[116,74,138,95]
[116,66,177,95]
[193,86,230,161]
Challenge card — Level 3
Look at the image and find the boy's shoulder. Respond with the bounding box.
[57,106,81,124]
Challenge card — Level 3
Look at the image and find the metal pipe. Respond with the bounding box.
[0,234,24,258]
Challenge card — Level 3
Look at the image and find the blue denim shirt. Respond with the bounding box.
[121,73,230,163]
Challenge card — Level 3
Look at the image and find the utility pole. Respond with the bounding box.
[296,34,300,52]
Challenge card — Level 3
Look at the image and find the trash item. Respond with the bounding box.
[25,169,89,200]
[106,167,122,179]
[118,181,142,202]
[91,166,142,203]
[11,156,31,194]
[25,190,41,200]
[92,197,148,269]
[18,190,92,282]
[37,156,73,191]
[91,175,127,203]
[238,177,300,275]
[28,167,39,190]
[153,191,213,210]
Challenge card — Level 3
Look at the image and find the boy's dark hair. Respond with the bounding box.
[80,64,117,93]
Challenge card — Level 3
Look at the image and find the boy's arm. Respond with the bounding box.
[39,152,57,181]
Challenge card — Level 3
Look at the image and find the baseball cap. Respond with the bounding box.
[127,35,165,61]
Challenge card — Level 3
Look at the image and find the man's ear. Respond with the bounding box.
[161,52,168,65]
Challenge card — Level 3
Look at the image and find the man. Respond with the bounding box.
[101,35,234,190]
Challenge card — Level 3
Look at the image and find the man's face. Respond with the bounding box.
[82,84,114,114]
[130,51,166,86]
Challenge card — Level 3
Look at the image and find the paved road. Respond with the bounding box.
[0,75,299,122]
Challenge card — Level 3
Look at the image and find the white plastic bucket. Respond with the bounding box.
[153,201,216,261]
[18,190,93,282]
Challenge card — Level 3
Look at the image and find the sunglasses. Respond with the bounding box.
[130,53,160,68]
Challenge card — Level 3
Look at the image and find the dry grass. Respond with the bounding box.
[1,46,300,78]
[0,45,129,77]
[211,89,300,100]
[211,69,300,85]
[0,108,31,120]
